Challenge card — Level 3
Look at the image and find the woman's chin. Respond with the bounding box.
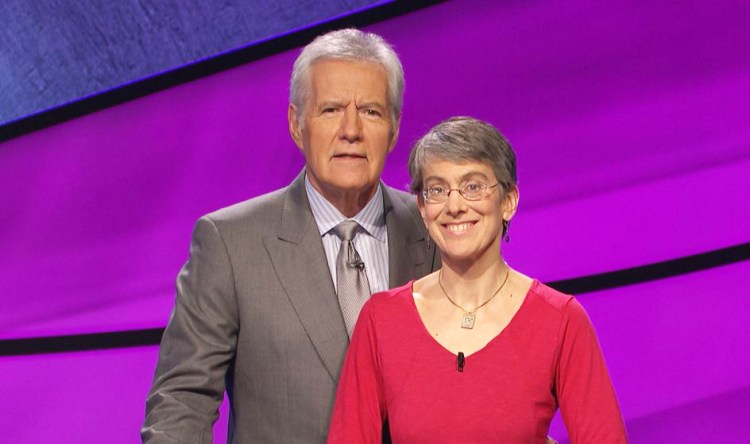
[438,241,501,266]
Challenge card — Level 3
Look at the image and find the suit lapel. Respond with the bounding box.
[264,178,434,382]
[383,187,432,287]
[263,172,348,381]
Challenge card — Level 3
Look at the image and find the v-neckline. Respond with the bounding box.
[408,279,538,359]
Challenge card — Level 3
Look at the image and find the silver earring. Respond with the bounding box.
[503,220,511,243]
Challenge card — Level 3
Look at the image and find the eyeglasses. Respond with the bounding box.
[421,182,500,203]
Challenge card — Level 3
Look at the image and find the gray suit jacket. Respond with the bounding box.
[143,171,439,443]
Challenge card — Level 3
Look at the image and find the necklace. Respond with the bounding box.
[438,267,510,329]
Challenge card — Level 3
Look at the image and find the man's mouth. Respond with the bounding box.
[334,153,366,159]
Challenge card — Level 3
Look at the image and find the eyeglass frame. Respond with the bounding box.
[420,181,501,203]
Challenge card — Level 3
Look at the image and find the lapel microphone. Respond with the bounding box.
[347,251,365,270]
[457,352,465,372]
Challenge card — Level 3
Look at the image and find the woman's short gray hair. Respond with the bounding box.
[408,116,518,194]
[289,28,404,127]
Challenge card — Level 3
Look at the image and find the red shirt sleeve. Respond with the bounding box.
[327,299,386,444]
[555,297,628,443]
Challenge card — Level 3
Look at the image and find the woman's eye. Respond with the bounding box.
[465,182,482,192]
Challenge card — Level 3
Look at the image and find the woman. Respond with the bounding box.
[327,117,627,443]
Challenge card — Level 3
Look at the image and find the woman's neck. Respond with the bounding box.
[439,256,509,308]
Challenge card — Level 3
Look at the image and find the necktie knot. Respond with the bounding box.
[333,220,360,241]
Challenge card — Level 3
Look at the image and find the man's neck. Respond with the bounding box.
[314,184,379,218]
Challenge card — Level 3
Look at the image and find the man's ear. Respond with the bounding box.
[288,104,303,150]
[502,184,519,222]
[387,114,401,153]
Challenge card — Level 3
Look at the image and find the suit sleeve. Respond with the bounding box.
[556,298,628,443]
[142,216,239,443]
[327,300,386,444]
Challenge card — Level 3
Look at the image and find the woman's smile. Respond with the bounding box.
[442,221,477,236]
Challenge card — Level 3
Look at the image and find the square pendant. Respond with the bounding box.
[461,313,476,329]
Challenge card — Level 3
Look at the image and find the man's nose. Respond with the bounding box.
[338,106,363,142]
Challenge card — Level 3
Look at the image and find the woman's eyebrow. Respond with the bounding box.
[424,171,490,183]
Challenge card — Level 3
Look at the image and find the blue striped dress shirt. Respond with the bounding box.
[305,175,389,294]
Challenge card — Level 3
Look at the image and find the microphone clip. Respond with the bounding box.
[457,352,465,372]
[347,260,365,271]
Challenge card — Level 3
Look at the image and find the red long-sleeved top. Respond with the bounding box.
[328,280,627,443]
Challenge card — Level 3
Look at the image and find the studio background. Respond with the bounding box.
[1,0,748,442]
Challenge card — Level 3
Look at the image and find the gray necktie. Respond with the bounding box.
[333,220,371,337]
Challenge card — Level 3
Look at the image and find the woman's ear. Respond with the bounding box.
[502,184,519,222]
[417,193,426,220]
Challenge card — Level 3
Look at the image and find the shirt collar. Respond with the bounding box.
[305,173,387,242]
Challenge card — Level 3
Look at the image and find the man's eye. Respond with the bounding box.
[363,109,382,117]
[322,107,339,114]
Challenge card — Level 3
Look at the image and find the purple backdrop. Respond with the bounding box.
[1,0,749,442]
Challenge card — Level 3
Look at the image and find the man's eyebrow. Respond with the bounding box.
[356,101,387,111]
[317,99,344,108]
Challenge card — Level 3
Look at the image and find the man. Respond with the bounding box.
[142,29,439,443]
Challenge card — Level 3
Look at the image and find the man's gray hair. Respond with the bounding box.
[290,28,404,127]
[408,116,518,194]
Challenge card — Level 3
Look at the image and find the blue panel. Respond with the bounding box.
[0,0,390,125]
